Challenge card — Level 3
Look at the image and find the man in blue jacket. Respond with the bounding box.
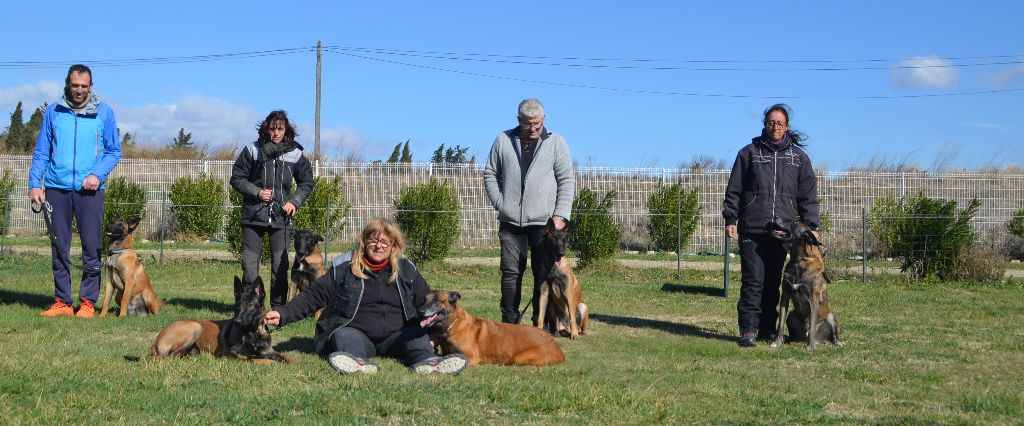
[483,98,575,325]
[28,64,122,318]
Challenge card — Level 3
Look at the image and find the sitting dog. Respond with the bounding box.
[419,290,564,366]
[535,217,589,339]
[101,215,163,317]
[127,276,294,364]
[769,218,842,350]
[288,229,325,304]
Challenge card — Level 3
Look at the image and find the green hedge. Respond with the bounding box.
[569,188,620,269]
[394,178,460,264]
[646,183,700,252]
[103,176,148,245]
[169,174,226,241]
[0,170,14,236]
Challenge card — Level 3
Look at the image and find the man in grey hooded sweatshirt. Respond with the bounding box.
[483,98,575,325]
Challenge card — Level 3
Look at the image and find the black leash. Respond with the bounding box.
[32,201,72,268]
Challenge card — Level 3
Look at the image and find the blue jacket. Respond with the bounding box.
[28,94,121,191]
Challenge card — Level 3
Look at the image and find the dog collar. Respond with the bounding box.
[108,248,128,255]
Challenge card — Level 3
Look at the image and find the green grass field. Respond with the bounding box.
[1,254,1022,424]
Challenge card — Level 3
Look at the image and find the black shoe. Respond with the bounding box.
[738,332,757,347]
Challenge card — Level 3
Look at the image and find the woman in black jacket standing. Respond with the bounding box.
[722,104,820,347]
[230,110,315,309]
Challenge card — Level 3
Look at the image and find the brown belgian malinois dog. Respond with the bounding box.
[535,217,589,339]
[101,215,163,317]
[419,290,565,366]
[287,229,325,304]
[769,218,842,350]
[126,276,294,364]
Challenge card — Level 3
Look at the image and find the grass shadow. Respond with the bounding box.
[590,312,734,342]
[0,288,55,309]
[274,336,316,355]
[660,282,725,297]
[164,297,233,314]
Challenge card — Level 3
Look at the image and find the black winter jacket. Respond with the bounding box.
[274,252,431,356]
[722,136,820,235]
[230,140,315,228]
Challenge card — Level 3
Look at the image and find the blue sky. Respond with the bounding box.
[3,1,1022,171]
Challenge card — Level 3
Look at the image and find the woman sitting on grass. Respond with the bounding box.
[263,218,467,375]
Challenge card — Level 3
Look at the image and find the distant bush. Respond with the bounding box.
[570,188,620,269]
[394,178,460,264]
[950,244,1007,282]
[867,193,981,280]
[1007,207,1024,239]
[293,176,350,245]
[103,176,148,245]
[646,184,700,252]
[169,174,226,241]
[0,170,14,236]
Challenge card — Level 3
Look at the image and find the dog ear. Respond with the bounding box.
[448,291,461,304]
[233,276,243,312]
[253,276,266,301]
[127,217,141,232]
[315,234,324,243]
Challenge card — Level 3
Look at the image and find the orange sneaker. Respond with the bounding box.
[40,300,74,317]
[76,300,96,318]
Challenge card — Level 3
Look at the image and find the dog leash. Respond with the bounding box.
[32,201,72,268]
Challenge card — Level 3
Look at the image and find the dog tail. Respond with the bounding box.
[124,355,142,362]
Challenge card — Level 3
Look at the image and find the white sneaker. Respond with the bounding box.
[327,352,379,374]
[412,354,468,375]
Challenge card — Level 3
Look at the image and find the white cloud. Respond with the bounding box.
[891,55,959,88]
[0,80,62,114]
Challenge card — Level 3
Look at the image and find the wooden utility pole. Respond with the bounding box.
[315,40,322,160]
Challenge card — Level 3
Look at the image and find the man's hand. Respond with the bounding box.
[552,215,566,230]
[264,310,281,327]
[726,224,738,240]
[29,188,45,205]
[281,202,296,216]
[82,175,100,191]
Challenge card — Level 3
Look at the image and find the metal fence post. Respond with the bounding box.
[159,191,167,265]
[723,233,730,298]
[862,207,867,283]
[676,189,682,280]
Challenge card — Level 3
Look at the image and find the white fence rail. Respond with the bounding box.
[3,154,1023,252]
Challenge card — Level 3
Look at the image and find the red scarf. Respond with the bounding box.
[364,257,390,272]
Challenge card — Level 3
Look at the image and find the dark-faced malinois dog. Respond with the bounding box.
[101,215,163,317]
[288,229,325,304]
[127,276,294,364]
[769,218,842,350]
[536,217,589,339]
[419,290,564,366]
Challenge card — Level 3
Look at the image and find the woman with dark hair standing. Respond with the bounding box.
[722,104,820,347]
[231,110,315,309]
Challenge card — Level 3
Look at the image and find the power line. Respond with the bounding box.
[327,50,1024,100]
[0,47,313,69]
[326,46,1024,71]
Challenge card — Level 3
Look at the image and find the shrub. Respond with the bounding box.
[646,183,700,252]
[569,188,620,269]
[950,245,1007,282]
[867,193,981,280]
[103,176,148,245]
[394,178,460,264]
[1007,207,1024,239]
[225,190,247,259]
[0,170,14,236]
[169,174,226,241]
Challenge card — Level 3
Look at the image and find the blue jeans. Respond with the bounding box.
[326,325,435,366]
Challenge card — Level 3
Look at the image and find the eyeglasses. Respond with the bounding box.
[765,121,788,128]
[366,238,392,248]
[518,119,543,129]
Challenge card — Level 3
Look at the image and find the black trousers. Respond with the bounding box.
[497,222,548,325]
[241,224,289,308]
[737,233,786,337]
[326,325,436,366]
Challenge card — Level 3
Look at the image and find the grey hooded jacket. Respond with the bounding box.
[483,127,575,227]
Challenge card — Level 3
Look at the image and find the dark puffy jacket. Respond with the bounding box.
[230,140,314,228]
[722,137,820,235]
[275,252,431,356]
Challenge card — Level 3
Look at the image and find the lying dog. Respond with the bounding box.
[535,217,589,339]
[101,215,163,317]
[769,218,842,350]
[419,290,564,366]
[288,229,325,306]
[127,276,294,364]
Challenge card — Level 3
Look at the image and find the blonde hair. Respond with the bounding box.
[351,218,406,283]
